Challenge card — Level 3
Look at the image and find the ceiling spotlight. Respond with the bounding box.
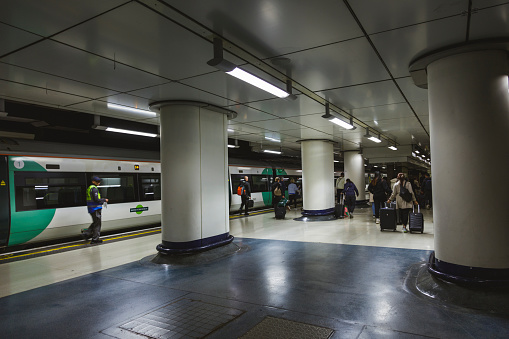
[207,38,290,98]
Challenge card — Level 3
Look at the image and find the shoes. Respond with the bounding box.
[90,239,103,244]
[375,218,380,224]
[403,227,408,233]
[349,214,353,218]
[81,229,90,240]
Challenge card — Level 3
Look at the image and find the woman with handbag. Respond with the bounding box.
[387,173,418,232]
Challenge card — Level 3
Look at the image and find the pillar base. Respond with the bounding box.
[294,214,336,222]
[428,252,509,288]
[156,233,234,255]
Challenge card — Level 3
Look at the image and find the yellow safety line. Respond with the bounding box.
[0,228,161,261]
[229,210,270,219]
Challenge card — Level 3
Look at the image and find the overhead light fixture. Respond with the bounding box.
[333,160,339,163]
[263,150,281,154]
[207,38,290,98]
[93,125,158,138]
[265,136,281,142]
[388,145,398,151]
[364,127,381,143]
[107,103,156,116]
[415,150,420,154]
[227,128,234,132]
[227,144,239,148]
[322,103,355,130]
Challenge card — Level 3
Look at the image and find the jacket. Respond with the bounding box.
[86,185,106,213]
[242,181,251,197]
[389,180,416,209]
[336,177,345,189]
[343,182,359,197]
[368,179,390,200]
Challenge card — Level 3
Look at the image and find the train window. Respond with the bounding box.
[139,174,161,201]
[14,172,86,211]
[250,174,270,193]
[91,174,137,204]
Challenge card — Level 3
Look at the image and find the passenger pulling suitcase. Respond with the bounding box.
[380,202,397,231]
[408,205,424,233]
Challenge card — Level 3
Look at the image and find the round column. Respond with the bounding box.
[344,151,366,201]
[420,48,509,284]
[299,139,335,220]
[150,101,236,254]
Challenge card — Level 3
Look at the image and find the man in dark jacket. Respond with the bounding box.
[82,176,108,244]
[343,178,359,218]
[238,176,251,216]
[421,173,432,209]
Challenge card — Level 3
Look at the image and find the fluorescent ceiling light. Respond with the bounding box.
[265,136,281,142]
[415,150,420,154]
[227,144,239,148]
[263,150,281,154]
[105,127,158,138]
[333,160,339,163]
[227,68,289,98]
[227,128,234,132]
[368,136,381,143]
[412,152,416,157]
[107,103,156,116]
[329,117,354,129]
[388,146,398,150]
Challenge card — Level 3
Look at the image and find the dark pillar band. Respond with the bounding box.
[301,207,335,216]
[157,232,234,255]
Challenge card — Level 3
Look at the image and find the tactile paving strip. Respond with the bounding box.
[119,298,244,338]
[240,316,334,339]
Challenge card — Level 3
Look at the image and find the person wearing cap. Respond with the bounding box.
[82,176,108,243]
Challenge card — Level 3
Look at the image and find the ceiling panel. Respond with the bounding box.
[0,24,41,56]
[408,101,429,119]
[0,62,120,100]
[284,37,390,91]
[164,0,363,58]
[245,95,324,118]
[0,79,91,107]
[469,4,509,39]
[52,2,225,81]
[370,16,467,78]
[226,104,276,123]
[319,80,406,112]
[247,119,303,131]
[227,124,266,135]
[350,0,467,34]
[350,103,415,122]
[396,77,428,103]
[1,40,167,93]
[0,0,127,37]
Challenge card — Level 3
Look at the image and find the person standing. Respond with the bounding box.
[287,178,298,209]
[239,176,251,216]
[343,178,359,218]
[336,172,345,203]
[271,177,283,209]
[82,176,108,244]
[368,172,391,224]
[422,172,432,209]
[388,173,418,232]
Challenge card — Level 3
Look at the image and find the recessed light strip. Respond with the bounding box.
[107,103,156,116]
[105,127,158,138]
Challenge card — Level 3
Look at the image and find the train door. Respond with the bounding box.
[0,155,10,246]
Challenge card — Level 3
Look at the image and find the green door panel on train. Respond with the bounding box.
[8,158,56,246]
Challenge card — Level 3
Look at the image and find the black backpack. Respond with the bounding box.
[399,181,413,202]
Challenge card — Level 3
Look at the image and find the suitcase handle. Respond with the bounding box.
[412,204,420,213]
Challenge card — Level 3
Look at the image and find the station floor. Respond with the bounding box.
[0,206,507,338]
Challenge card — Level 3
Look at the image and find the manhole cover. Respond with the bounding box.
[240,316,334,339]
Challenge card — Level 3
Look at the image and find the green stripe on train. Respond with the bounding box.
[8,158,55,246]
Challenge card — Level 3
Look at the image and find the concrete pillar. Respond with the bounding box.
[344,151,366,201]
[424,49,509,283]
[300,140,335,219]
[150,101,236,253]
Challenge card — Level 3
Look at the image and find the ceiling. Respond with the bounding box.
[0,0,508,160]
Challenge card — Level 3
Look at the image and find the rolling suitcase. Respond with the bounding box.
[275,199,287,219]
[334,194,345,219]
[380,202,397,231]
[408,205,424,233]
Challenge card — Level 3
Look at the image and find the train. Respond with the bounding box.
[0,145,303,249]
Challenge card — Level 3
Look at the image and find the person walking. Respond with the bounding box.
[387,173,418,233]
[343,178,359,218]
[368,172,391,224]
[287,178,298,209]
[421,172,432,209]
[82,176,108,244]
[239,176,251,216]
[271,177,283,209]
[336,172,345,203]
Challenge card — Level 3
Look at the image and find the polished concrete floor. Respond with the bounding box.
[0,206,507,338]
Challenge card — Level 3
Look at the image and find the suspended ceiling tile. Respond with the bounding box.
[370,16,467,78]
[246,95,324,118]
[0,79,92,108]
[469,4,509,39]
[286,114,336,129]
[247,119,303,131]
[227,124,265,135]
[0,23,42,56]
[227,104,276,123]
[164,0,363,58]
[0,0,127,37]
[350,0,467,34]
[409,101,430,119]
[280,128,332,140]
[128,82,234,108]
[52,2,225,80]
[287,38,390,91]
[2,40,167,92]
[319,80,406,112]
[351,102,415,121]
[0,62,120,100]
[373,116,426,132]
[396,77,429,103]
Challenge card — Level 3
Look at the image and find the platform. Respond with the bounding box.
[1,207,507,338]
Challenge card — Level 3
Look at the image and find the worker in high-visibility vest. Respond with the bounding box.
[82,176,108,244]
